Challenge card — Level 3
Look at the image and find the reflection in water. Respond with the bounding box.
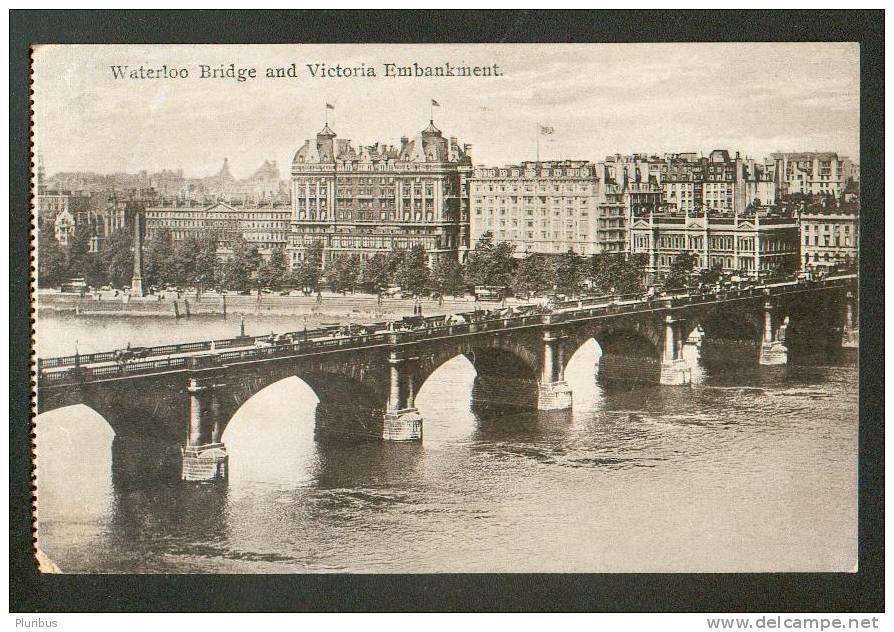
[106,484,230,573]
[35,315,858,573]
[312,440,425,490]
[111,436,182,489]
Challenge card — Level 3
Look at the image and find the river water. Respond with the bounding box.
[35,312,858,573]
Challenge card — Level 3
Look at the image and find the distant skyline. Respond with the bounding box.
[33,43,859,179]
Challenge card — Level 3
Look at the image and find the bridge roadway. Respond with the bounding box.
[37,275,856,384]
[35,274,857,482]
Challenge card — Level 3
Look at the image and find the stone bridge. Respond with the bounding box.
[35,275,857,482]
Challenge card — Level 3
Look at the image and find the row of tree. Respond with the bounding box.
[38,226,287,293]
[40,226,726,298]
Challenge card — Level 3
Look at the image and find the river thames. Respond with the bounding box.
[34,312,857,573]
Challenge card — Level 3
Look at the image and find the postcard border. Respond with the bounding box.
[10,8,884,613]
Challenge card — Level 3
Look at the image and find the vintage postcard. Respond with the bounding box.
[32,43,859,574]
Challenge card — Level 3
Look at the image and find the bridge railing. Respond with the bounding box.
[35,330,314,370]
[38,355,193,384]
[37,276,856,382]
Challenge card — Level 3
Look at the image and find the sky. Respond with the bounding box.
[33,43,859,180]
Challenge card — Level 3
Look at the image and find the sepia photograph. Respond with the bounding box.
[30,40,862,579]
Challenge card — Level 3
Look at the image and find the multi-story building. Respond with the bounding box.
[666,150,776,214]
[603,150,775,216]
[36,189,91,230]
[288,121,472,267]
[630,209,800,278]
[469,160,603,256]
[602,153,663,189]
[89,199,131,251]
[145,200,291,257]
[468,157,663,258]
[596,183,628,254]
[38,159,154,251]
[768,152,857,198]
[798,198,859,271]
[596,159,664,254]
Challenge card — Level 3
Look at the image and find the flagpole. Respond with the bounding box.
[536,122,540,164]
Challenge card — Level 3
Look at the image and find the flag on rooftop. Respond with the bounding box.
[431,99,440,107]
[326,103,335,110]
[540,125,555,135]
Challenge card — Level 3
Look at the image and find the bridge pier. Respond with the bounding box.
[659,316,691,386]
[382,352,423,441]
[759,301,789,366]
[538,329,572,410]
[181,373,229,482]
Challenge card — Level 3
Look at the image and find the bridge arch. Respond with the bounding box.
[562,319,662,367]
[558,318,664,385]
[34,403,119,525]
[214,363,389,440]
[772,289,847,361]
[35,402,117,436]
[413,340,540,392]
[34,403,182,490]
[411,334,543,416]
[681,303,765,367]
[681,303,764,344]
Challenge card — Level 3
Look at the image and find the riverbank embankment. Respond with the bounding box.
[35,290,504,321]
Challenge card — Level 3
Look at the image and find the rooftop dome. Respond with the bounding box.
[421,120,442,136]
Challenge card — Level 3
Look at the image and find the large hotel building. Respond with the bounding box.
[468,160,606,256]
[288,121,472,265]
[467,151,780,259]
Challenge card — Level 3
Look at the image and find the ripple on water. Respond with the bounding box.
[34,316,859,573]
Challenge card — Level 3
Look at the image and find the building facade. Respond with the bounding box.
[768,152,857,198]
[596,183,628,254]
[53,208,76,247]
[799,199,859,271]
[145,200,291,256]
[469,160,604,255]
[597,158,664,254]
[36,189,92,230]
[467,159,671,258]
[630,211,800,278]
[288,121,472,267]
[601,150,776,216]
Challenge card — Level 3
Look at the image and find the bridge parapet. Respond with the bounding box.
[36,275,857,391]
[33,274,859,480]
